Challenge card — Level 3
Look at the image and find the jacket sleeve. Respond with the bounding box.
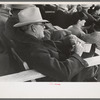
[30,47,88,81]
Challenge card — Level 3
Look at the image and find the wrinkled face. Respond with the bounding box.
[32,22,45,39]
[79,19,86,26]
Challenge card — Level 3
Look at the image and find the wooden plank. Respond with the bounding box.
[0,70,45,82]
[84,56,100,67]
[95,48,100,55]
[0,55,100,82]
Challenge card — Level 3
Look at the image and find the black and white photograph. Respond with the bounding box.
[0,1,100,98]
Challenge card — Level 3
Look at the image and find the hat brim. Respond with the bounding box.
[14,20,48,27]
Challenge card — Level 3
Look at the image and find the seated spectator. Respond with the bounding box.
[0,4,35,76]
[67,12,88,38]
[76,4,98,33]
[0,4,24,76]
[12,6,96,82]
[82,19,100,50]
[66,11,97,58]
[53,4,77,28]
[88,5,100,19]
[58,4,77,14]
[0,4,11,34]
[82,4,98,33]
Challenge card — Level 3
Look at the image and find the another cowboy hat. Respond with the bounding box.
[14,6,48,27]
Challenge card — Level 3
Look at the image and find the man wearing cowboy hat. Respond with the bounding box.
[7,6,96,81]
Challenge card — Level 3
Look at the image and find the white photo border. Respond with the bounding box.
[0,1,100,99]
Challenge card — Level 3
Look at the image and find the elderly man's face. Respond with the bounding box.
[33,23,45,39]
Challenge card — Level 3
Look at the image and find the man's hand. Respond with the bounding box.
[69,34,85,46]
[74,41,84,56]
[68,34,85,56]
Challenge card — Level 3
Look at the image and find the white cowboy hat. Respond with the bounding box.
[14,6,48,27]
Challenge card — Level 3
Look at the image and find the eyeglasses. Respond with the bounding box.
[34,23,45,28]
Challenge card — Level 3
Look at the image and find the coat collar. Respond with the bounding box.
[14,33,42,44]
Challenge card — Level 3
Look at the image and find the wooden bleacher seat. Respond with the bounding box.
[0,55,100,82]
[10,47,45,82]
[0,69,45,82]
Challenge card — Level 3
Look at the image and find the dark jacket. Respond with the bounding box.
[10,33,89,82]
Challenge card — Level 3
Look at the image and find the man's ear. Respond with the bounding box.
[31,24,36,32]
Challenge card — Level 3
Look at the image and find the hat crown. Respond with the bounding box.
[14,6,48,27]
[18,7,43,24]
